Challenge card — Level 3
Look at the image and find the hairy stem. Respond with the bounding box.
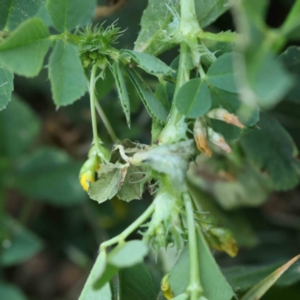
[183,192,203,300]
[100,202,155,251]
[90,64,102,154]
[95,100,118,143]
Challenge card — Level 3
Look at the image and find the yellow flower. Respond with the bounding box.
[80,170,95,191]
[161,274,174,300]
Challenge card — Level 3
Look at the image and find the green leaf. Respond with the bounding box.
[118,263,157,300]
[247,52,293,108]
[0,282,27,300]
[126,68,168,124]
[15,147,86,206]
[0,216,44,267]
[0,18,51,77]
[94,241,149,290]
[0,68,13,110]
[108,240,148,268]
[240,255,300,300]
[224,260,300,293]
[0,0,43,31]
[46,0,96,33]
[281,0,300,39]
[134,0,179,56]
[112,62,131,127]
[121,50,174,77]
[210,87,259,126]
[241,112,299,190]
[79,251,113,300]
[0,95,40,159]
[207,52,239,93]
[210,119,241,141]
[279,46,300,103]
[117,166,146,202]
[88,163,123,203]
[175,78,211,118]
[155,82,174,111]
[134,0,231,56]
[49,40,87,106]
[195,0,231,29]
[168,230,234,299]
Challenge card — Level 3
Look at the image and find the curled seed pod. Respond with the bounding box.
[208,108,244,128]
[207,127,232,153]
[193,118,212,157]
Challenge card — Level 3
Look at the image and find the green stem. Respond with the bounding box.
[180,0,201,34]
[158,42,190,144]
[198,31,237,43]
[95,100,118,143]
[90,64,102,154]
[100,202,155,251]
[183,192,203,300]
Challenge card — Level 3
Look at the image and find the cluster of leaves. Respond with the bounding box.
[1,0,300,300]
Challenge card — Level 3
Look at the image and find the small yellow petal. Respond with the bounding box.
[80,171,95,191]
[161,274,174,300]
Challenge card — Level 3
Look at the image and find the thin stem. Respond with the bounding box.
[183,192,203,300]
[90,64,102,154]
[95,100,118,143]
[158,42,190,144]
[100,202,155,251]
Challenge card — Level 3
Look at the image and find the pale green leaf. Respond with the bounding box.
[88,164,123,203]
[281,0,300,39]
[0,216,44,267]
[279,46,300,103]
[241,113,299,190]
[0,0,43,31]
[46,0,96,32]
[240,255,300,300]
[108,240,148,268]
[79,251,113,300]
[119,263,157,300]
[207,52,239,93]
[112,62,131,127]
[0,18,51,77]
[126,68,168,124]
[0,282,27,300]
[134,0,231,56]
[49,40,87,106]
[0,68,13,110]
[175,78,211,118]
[0,95,40,159]
[121,50,174,77]
[168,230,234,299]
[117,166,146,202]
[15,147,86,205]
[134,0,179,56]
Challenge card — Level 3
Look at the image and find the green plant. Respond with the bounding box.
[1,0,300,299]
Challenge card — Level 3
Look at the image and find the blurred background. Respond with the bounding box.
[1,0,300,299]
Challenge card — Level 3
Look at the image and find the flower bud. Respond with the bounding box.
[79,155,99,191]
[193,118,212,157]
[208,108,244,128]
[207,127,232,153]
